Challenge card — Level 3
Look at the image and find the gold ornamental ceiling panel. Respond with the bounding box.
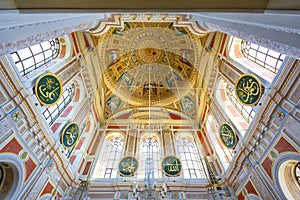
[98,22,203,106]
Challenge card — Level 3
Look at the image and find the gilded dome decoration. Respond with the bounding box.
[98,22,201,106]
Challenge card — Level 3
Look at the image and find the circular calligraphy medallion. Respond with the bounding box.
[118,156,139,176]
[219,123,237,149]
[234,74,263,106]
[161,155,182,177]
[61,122,80,149]
[35,73,62,106]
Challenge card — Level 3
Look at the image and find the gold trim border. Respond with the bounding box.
[234,73,263,106]
[161,155,183,177]
[60,122,81,149]
[219,122,237,149]
[34,73,63,106]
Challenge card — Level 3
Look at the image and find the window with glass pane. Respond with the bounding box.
[140,137,161,179]
[10,39,60,76]
[97,135,124,178]
[241,40,286,73]
[44,83,75,126]
[226,84,256,123]
[176,137,205,178]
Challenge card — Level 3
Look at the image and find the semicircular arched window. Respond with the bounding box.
[139,134,161,179]
[92,133,124,178]
[241,40,286,74]
[176,135,206,179]
[10,39,60,76]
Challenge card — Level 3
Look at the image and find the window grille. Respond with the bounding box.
[241,40,285,73]
[176,137,205,178]
[43,83,75,126]
[98,136,124,178]
[10,39,60,76]
[226,84,256,123]
[140,137,161,178]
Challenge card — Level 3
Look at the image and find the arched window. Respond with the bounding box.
[215,79,248,136]
[139,134,161,179]
[92,133,124,178]
[10,39,60,76]
[43,83,75,126]
[176,135,205,179]
[241,40,286,74]
[277,159,300,199]
[206,115,233,170]
[228,37,287,82]
[226,84,256,123]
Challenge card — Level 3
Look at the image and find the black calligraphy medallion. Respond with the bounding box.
[118,156,138,176]
[162,155,182,177]
[35,73,62,106]
[235,74,262,106]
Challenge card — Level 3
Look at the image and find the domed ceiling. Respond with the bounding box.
[91,17,210,122]
[98,22,204,106]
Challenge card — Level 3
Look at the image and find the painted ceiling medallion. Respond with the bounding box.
[219,123,237,149]
[34,73,62,106]
[99,22,202,106]
[235,74,263,106]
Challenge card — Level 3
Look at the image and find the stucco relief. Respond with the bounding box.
[205,22,300,59]
[0,22,91,56]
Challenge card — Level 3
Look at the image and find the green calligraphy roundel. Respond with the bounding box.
[61,122,80,149]
[35,73,62,106]
[162,155,182,177]
[219,123,237,149]
[118,156,139,176]
[235,74,263,106]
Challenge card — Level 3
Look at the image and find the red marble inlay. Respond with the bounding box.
[107,125,127,129]
[275,137,297,154]
[40,181,54,196]
[0,138,22,155]
[237,192,245,200]
[91,135,100,155]
[83,162,92,175]
[51,122,61,133]
[238,122,248,130]
[58,45,66,58]
[78,159,85,173]
[61,106,73,118]
[76,137,86,150]
[227,105,239,117]
[85,121,91,133]
[71,33,79,53]
[116,112,131,119]
[70,155,76,165]
[234,44,242,58]
[173,126,192,130]
[73,88,80,102]
[245,180,258,196]
[262,156,273,180]
[25,158,37,181]
[169,113,182,120]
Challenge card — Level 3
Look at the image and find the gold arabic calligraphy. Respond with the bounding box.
[38,78,60,101]
[65,126,78,146]
[237,78,260,104]
[121,161,136,173]
[221,126,234,146]
[165,158,180,173]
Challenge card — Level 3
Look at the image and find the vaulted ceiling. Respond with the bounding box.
[86,16,217,126]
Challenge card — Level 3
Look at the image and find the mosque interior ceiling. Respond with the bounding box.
[88,18,214,125]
